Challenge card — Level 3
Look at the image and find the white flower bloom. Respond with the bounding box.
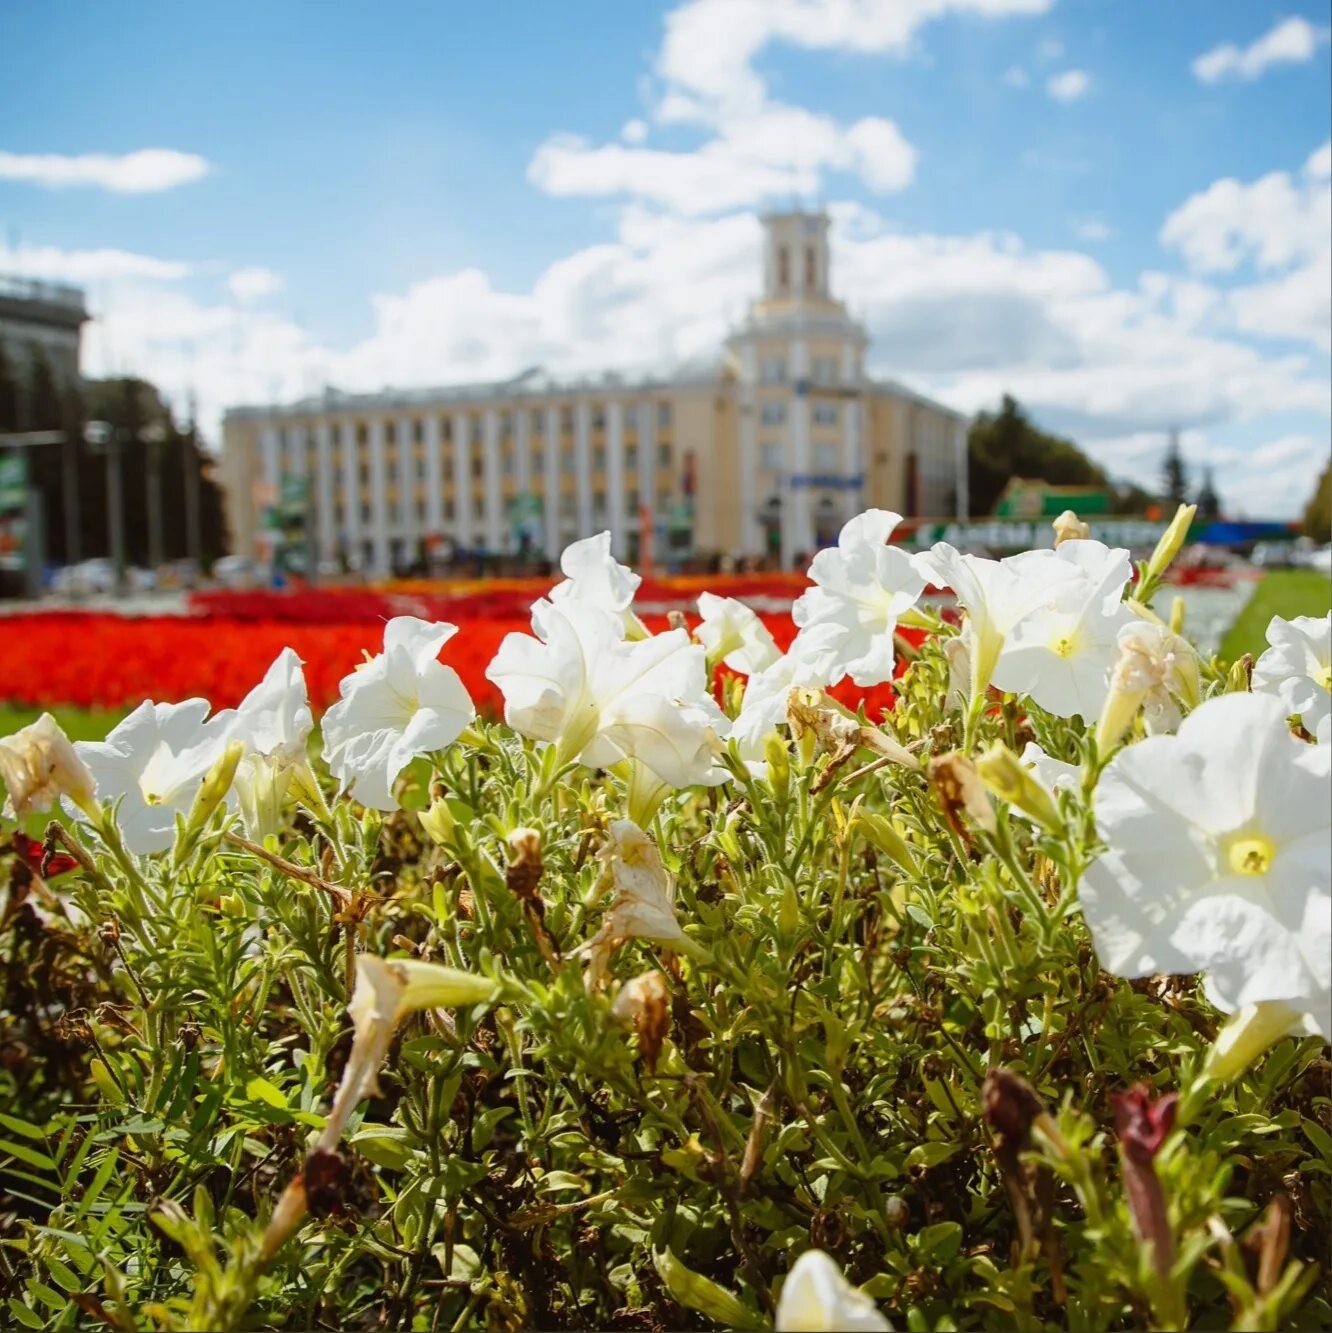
[792,509,925,686]
[731,625,842,769]
[1020,741,1079,800]
[696,592,780,674]
[776,1250,891,1332]
[1080,692,1331,1036]
[991,543,1134,720]
[1252,613,1331,737]
[75,699,231,854]
[546,531,642,635]
[322,617,474,811]
[0,713,97,819]
[914,542,1070,702]
[1202,997,1324,1083]
[486,602,727,789]
[212,647,316,839]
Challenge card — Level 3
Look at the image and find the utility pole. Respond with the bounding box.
[143,420,168,572]
[61,431,80,566]
[85,420,128,595]
[185,394,202,580]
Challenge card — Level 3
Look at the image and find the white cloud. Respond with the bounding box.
[1074,218,1113,241]
[0,147,209,193]
[227,266,284,302]
[0,242,191,282]
[1035,37,1064,62]
[1046,68,1091,101]
[1192,16,1330,84]
[1003,65,1030,87]
[530,107,915,214]
[620,118,649,144]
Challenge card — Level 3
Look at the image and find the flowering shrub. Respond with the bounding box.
[1,513,1329,1332]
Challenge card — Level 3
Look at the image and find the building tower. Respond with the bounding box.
[726,210,868,567]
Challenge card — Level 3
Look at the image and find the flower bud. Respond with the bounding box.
[1112,1083,1179,1285]
[1052,509,1091,546]
[776,1250,890,1332]
[976,741,1064,835]
[183,739,244,840]
[1202,1000,1310,1084]
[654,1249,759,1330]
[610,969,670,1072]
[1142,503,1197,590]
[854,810,920,879]
[764,731,791,800]
[419,796,456,845]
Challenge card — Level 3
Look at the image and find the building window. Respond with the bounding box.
[657,444,671,470]
[760,401,786,425]
[531,409,544,433]
[359,462,370,485]
[471,455,483,479]
[357,424,368,446]
[474,499,484,521]
[532,450,544,475]
[470,420,482,445]
[502,450,514,476]
[561,449,575,475]
[360,503,372,525]
[624,408,638,437]
[561,407,574,432]
[625,444,638,470]
[813,402,838,426]
[811,357,837,385]
[412,419,424,443]
[760,355,786,383]
[500,412,511,437]
[592,408,605,432]
[593,448,606,473]
[761,442,782,471]
[813,442,838,472]
[628,489,640,512]
[805,246,816,292]
[657,402,671,428]
[778,245,789,291]
[442,418,452,442]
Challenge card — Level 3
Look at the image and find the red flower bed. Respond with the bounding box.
[0,608,920,723]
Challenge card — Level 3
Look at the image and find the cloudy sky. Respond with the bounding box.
[1,0,1329,515]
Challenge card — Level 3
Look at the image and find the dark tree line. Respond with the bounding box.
[0,339,229,568]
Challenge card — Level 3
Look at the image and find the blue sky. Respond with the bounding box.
[1,0,1328,515]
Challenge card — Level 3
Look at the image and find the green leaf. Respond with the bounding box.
[906,1141,960,1169]
[0,1139,56,1171]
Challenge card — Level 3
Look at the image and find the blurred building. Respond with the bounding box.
[221,211,968,573]
[0,275,88,419]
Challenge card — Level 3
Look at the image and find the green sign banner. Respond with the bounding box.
[0,452,28,573]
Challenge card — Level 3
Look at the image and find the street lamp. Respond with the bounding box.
[83,419,127,595]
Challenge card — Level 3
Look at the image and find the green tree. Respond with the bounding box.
[1195,466,1221,520]
[1303,459,1331,542]
[967,394,1109,516]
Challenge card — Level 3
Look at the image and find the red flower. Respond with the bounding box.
[11,832,79,879]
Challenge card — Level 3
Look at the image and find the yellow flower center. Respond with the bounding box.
[1226,834,1274,877]
[1050,629,1081,659]
[1318,666,1332,693]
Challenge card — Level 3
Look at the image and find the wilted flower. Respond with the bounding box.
[1251,612,1331,738]
[0,712,97,819]
[322,617,474,811]
[1052,509,1091,545]
[610,969,670,1071]
[74,699,231,854]
[1095,619,1200,751]
[578,821,698,990]
[1112,1083,1178,1285]
[487,603,727,790]
[696,592,779,674]
[991,543,1133,720]
[731,626,842,770]
[1080,692,1330,1036]
[776,1250,891,1332]
[320,954,498,1151]
[792,509,926,687]
[929,751,997,836]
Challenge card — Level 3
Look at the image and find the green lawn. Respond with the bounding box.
[1218,569,1332,662]
[0,704,127,743]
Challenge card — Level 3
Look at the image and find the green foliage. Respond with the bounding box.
[967,396,1110,518]
[1161,433,1189,509]
[1303,462,1331,544]
[1218,571,1332,662]
[2,632,1329,1331]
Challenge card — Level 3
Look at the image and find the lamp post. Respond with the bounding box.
[84,419,127,595]
[142,420,169,574]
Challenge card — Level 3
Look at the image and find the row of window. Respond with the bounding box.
[757,401,841,425]
[759,441,848,473]
[320,441,675,489]
[758,355,842,385]
[273,401,672,452]
[337,487,656,531]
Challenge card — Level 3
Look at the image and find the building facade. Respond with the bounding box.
[221,211,968,574]
[0,275,88,422]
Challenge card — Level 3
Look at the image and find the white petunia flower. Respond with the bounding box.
[913,542,1070,703]
[1080,692,1331,1036]
[213,647,316,839]
[0,713,98,819]
[991,542,1134,720]
[776,1250,892,1332]
[487,602,727,789]
[696,592,780,675]
[546,531,642,636]
[792,509,925,687]
[731,625,842,770]
[74,699,231,854]
[1020,741,1079,801]
[1252,612,1331,738]
[322,617,474,811]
